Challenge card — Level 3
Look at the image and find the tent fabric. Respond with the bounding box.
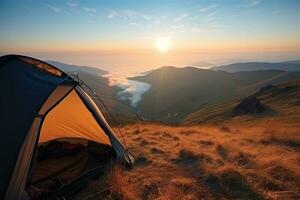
[38,84,75,115]
[0,55,77,198]
[5,117,42,200]
[0,55,133,200]
[40,89,111,145]
[19,57,63,77]
[76,87,133,164]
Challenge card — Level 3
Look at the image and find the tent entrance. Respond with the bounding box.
[39,89,111,145]
[27,138,116,199]
[26,88,117,199]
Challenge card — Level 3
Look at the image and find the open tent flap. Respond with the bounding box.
[27,88,116,198]
[39,89,111,145]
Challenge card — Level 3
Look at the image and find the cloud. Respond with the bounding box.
[205,10,218,18]
[174,13,188,23]
[247,0,260,7]
[129,22,139,26]
[67,2,79,13]
[197,4,219,22]
[67,2,78,8]
[46,4,61,13]
[142,14,152,20]
[199,4,218,13]
[107,9,152,21]
[191,27,214,33]
[170,24,185,29]
[117,80,151,107]
[82,7,96,14]
[191,24,223,33]
[107,10,119,19]
[104,73,151,107]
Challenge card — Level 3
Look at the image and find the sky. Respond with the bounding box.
[1,0,300,72]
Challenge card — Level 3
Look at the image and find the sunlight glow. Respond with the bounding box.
[155,37,172,53]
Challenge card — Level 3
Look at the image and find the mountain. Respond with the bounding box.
[281,60,300,64]
[184,80,300,124]
[131,66,238,122]
[190,61,214,68]
[211,61,300,72]
[47,60,107,76]
[131,66,300,123]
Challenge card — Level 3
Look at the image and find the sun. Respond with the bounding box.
[155,37,172,53]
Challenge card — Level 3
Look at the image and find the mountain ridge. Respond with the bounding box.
[130,66,300,123]
[211,60,300,72]
[47,60,107,76]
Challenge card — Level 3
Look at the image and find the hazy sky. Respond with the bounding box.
[1,0,300,71]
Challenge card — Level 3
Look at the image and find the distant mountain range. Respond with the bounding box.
[211,60,300,72]
[131,66,300,123]
[46,59,300,124]
[47,60,107,76]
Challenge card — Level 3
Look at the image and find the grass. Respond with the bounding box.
[76,120,300,199]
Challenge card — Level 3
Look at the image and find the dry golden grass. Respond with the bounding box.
[76,119,300,200]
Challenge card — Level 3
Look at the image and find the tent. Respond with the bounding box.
[0,55,133,199]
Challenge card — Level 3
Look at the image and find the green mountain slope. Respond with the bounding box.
[132,66,238,122]
[131,66,300,123]
[184,80,300,124]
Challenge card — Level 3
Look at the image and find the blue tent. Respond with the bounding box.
[0,55,133,200]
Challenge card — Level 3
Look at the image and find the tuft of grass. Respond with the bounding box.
[102,166,137,200]
[142,182,160,200]
[231,152,252,167]
[220,126,231,133]
[198,140,214,146]
[217,168,263,200]
[175,149,200,165]
[216,144,227,160]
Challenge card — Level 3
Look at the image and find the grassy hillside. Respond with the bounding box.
[76,120,300,200]
[211,61,300,72]
[131,67,300,123]
[184,80,300,124]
